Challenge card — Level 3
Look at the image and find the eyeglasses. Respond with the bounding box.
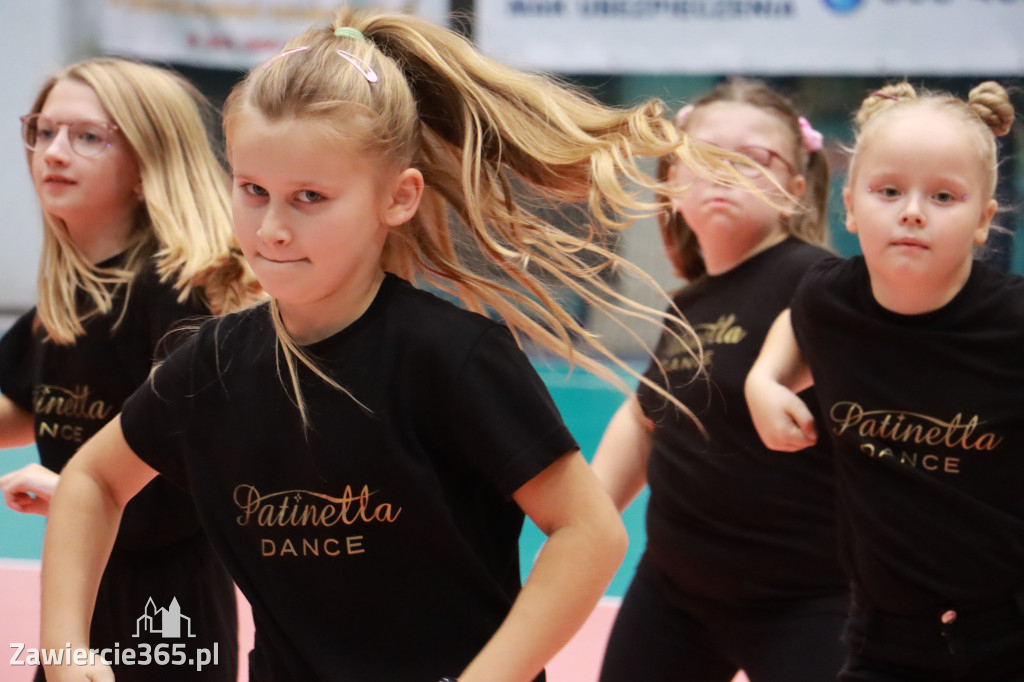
[699,141,795,178]
[20,113,120,158]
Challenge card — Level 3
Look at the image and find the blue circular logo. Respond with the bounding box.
[823,0,863,13]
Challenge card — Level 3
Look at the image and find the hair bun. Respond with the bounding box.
[855,82,916,128]
[968,81,1014,137]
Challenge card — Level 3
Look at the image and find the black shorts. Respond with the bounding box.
[600,555,849,682]
[841,590,1024,681]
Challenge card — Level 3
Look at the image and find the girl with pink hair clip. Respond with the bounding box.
[593,78,848,682]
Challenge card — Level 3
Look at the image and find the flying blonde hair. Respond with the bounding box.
[26,57,261,344]
[225,7,761,428]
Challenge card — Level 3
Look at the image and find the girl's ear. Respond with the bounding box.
[787,174,806,201]
[975,198,998,245]
[383,168,424,227]
[843,186,857,234]
[781,174,806,218]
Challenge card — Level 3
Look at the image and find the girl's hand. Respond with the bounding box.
[745,372,818,452]
[0,463,59,515]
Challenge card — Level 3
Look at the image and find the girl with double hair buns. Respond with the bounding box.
[747,81,1023,681]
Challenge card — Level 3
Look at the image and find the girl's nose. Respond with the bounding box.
[41,127,74,163]
[256,207,292,246]
[899,195,926,228]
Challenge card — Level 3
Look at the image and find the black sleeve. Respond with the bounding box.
[437,325,579,498]
[131,268,211,362]
[119,326,207,490]
[790,256,842,357]
[0,310,39,412]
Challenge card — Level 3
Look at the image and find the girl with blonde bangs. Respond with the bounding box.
[40,8,771,682]
[30,58,259,344]
[0,57,256,681]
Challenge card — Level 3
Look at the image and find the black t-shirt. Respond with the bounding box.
[120,274,578,682]
[638,238,845,606]
[792,256,1024,615]
[0,256,211,551]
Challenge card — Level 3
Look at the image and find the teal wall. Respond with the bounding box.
[0,446,45,561]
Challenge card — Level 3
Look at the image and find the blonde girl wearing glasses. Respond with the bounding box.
[593,78,847,682]
[0,57,261,681]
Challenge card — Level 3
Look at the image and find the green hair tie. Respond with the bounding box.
[333,27,366,41]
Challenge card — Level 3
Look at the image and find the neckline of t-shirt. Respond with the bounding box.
[702,236,798,283]
[95,250,130,269]
[862,257,982,326]
[302,273,399,352]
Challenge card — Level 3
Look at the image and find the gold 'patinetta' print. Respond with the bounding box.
[233,484,403,559]
[660,313,747,373]
[829,402,1003,452]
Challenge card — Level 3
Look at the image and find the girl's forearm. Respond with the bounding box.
[40,418,158,680]
[459,510,627,682]
[591,397,653,512]
[40,449,124,663]
[749,309,813,392]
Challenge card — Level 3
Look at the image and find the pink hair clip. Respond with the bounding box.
[261,45,378,84]
[798,117,823,152]
[335,49,378,83]
[871,91,899,102]
[262,46,310,70]
[674,104,694,128]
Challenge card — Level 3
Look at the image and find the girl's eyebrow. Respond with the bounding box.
[230,174,332,191]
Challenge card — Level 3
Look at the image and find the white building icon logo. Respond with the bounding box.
[133,597,196,638]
